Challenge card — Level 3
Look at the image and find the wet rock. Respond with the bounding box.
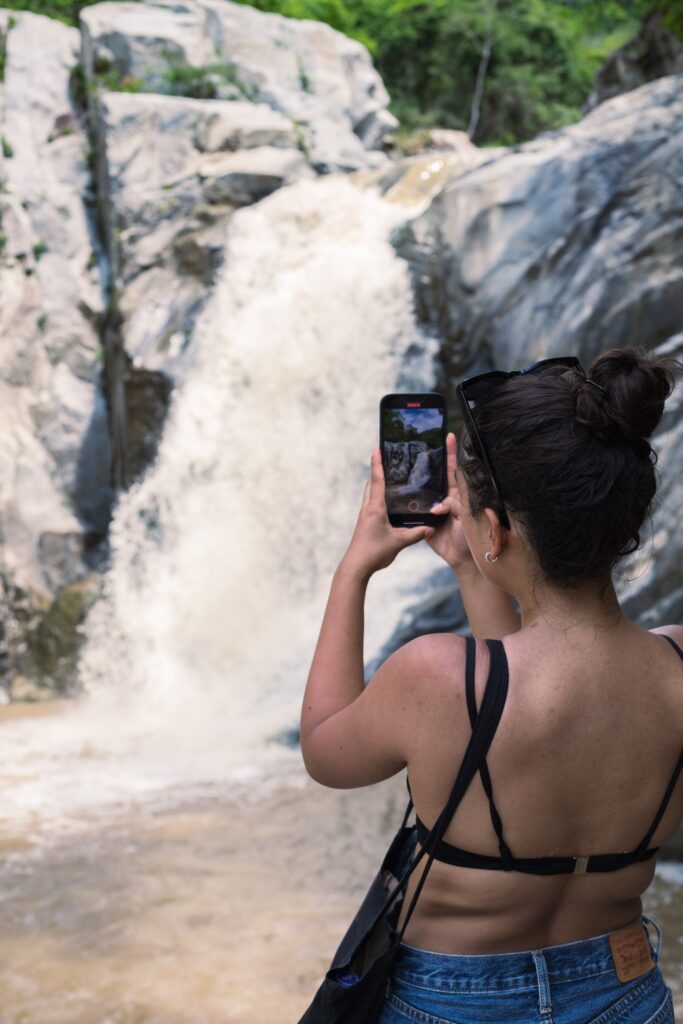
[124,367,174,484]
[618,332,683,627]
[9,675,52,702]
[171,229,222,282]
[200,145,311,205]
[17,575,101,695]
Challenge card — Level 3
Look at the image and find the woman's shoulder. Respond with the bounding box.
[379,632,468,700]
[649,624,683,658]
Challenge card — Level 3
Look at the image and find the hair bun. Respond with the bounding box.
[576,346,677,445]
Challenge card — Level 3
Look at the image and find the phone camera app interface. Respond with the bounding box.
[383,403,444,514]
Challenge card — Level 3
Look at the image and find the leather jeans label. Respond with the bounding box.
[609,922,655,982]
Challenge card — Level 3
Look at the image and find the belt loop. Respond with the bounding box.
[532,950,553,1016]
[641,915,663,962]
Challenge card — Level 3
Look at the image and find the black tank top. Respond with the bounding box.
[413,634,683,875]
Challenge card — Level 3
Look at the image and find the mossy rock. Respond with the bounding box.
[18,575,101,696]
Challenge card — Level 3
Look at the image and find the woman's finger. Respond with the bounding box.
[394,525,435,546]
[361,479,371,509]
[431,494,456,516]
[368,447,385,508]
[446,432,457,492]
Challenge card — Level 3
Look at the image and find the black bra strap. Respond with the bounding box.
[662,634,683,659]
[413,817,660,874]
[633,635,683,852]
[465,639,514,868]
[634,749,683,854]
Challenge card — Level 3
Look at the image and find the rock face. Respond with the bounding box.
[77,0,396,493]
[396,73,683,623]
[384,441,428,484]
[96,90,311,380]
[0,10,106,695]
[399,76,683,377]
[79,0,396,173]
[585,11,683,112]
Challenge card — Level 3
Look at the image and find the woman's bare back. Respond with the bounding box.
[400,622,683,954]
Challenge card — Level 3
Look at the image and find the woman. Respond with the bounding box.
[300,347,682,1024]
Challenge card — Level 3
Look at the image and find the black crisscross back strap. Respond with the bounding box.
[465,639,514,868]
[415,633,683,875]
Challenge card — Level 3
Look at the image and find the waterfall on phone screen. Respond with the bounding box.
[0,175,439,842]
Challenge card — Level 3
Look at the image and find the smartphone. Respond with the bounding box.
[380,393,448,527]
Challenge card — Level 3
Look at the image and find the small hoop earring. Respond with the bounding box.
[485,552,498,564]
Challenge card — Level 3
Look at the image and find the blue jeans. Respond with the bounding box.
[379,917,674,1024]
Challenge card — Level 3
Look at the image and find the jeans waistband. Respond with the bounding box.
[393,916,662,993]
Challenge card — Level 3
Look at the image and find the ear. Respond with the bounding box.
[483,507,507,559]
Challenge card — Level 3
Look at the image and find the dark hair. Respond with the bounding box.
[458,347,680,587]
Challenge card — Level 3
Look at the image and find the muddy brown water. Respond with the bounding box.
[0,769,680,1024]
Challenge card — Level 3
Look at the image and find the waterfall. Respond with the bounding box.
[406,448,433,489]
[0,175,440,842]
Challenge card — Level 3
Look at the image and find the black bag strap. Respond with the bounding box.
[382,636,508,933]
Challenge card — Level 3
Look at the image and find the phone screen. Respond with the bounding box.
[380,394,446,521]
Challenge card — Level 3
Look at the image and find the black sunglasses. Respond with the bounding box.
[455,356,585,530]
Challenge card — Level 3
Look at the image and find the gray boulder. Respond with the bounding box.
[399,75,683,377]
[80,0,396,173]
[0,10,108,696]
[395,74,683,623]
[0,12,106,575]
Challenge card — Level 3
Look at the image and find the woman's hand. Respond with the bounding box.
[427,433,476,571]
[340,447,434,581]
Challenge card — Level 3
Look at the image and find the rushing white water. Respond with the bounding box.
[0,174,443,844]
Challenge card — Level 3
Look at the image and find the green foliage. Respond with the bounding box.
[660,0,683,36]
[0,0,674,144]
[32,239,48,261]
[298,60,313,92]
[383,410,442,446]
[0,0,87,25]
[98,68,143,93]
[230,0,656,142]
[162,60,260,101]
[36,313,48,331]
[0,233,6,255]
[0,22,9,82]
[1,135,13,158]
[292,117,312,157]
[68,61,88,109]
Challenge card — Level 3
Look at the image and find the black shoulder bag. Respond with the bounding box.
[298,636,508,1024]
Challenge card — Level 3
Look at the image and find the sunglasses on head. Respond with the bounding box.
[455,356,586,531]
